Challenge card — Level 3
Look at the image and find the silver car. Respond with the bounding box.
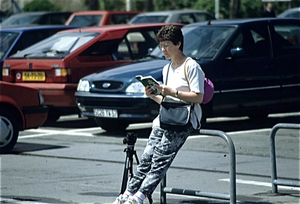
[128,10,215,24]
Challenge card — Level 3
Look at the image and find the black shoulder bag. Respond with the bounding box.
[159,60,193,131]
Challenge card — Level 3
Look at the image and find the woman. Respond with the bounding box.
[112,24,205,204]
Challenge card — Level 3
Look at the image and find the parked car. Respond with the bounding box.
[2,23,183,121]
[65,10,141,27]
[0,81,48,153]
[75,18,300,131]
[278,7,300,19]
[128,10,215,24]
[1,11,72,26]
[0,25,79,80]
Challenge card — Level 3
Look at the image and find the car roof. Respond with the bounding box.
[57,23,183,34]
[0,25,78,32]
[185,17,300,27]
[70,10,141,15]
[134,10,212,16]
[5,11,72,16]
[278,7,300,17]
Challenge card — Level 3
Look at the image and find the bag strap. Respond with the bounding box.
[165,62,171,85]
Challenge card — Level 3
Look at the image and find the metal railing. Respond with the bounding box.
[160,129,236,204]
[269,123,300,193]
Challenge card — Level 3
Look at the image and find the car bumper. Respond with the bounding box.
[22,105,48,129]
[75,92,160,122]
[14,83,78,108]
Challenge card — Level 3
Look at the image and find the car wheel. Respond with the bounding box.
[0,110,19,153]
[94,118,129,132]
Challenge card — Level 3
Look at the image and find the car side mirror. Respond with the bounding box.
[230,47,245,58]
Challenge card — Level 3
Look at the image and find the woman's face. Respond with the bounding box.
[159,40,180,59]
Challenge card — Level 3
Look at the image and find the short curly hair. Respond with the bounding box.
[157,24,183,51]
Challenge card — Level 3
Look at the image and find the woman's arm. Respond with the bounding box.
[154,84,203,104]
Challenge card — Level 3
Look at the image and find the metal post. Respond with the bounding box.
[160,176,166,204]
[269,123,300,193]
[160,129,236,204]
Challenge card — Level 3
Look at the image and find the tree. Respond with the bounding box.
[84,0,100,10]
[229,0,240,18]
[23,0,61,12]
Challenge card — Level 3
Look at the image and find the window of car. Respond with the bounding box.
[0,31,19,60]
[178,14,196,24]
[184,25,235,59]
[230,24,271,58]
[150,25,235,60]
[130,15,168,23]
[10,29,63,55]
[49,13,70,24]
[111,14,132,24]
[273,24,300,56]
[5,14,41,25]
[117,30,158,60]
[68,15,103,26]
[195,13,215,21]
[11,32,100,58]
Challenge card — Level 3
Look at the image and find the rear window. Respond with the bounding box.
[111,14,133,24]
[10,32,100,59]
[68,15,103,26]
[1,14,40,25]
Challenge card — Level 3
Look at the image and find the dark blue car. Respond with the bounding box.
[75,18,300,131]
[0,25,78,80]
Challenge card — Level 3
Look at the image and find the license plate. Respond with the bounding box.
[94,109,118,118]
[22,71,45,81]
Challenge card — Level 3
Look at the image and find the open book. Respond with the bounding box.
[136,75,160,95]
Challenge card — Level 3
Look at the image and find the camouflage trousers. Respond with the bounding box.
[127,125,193,199]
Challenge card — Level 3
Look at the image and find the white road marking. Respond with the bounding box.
[220,178,300,191]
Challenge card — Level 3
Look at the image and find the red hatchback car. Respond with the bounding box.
[2,23,183,121]
[0,81,48,153]
[65,10,141,27]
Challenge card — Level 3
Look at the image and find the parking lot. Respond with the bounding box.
[1,112,299,204]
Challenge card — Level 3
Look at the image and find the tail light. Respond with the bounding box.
[52,66,71,82]
[2,64,13,82]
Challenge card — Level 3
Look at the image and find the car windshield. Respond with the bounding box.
[68,15,103,26]
[151,25,235,59]
[131,15,168,23]
[11,32,100,58]
[0,31,19,60]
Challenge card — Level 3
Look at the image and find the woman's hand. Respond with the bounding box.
[145,85,163,104]
[145,85,156,97]
[154,84,173,96]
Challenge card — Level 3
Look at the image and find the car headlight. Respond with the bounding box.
[126,82,145,93]
[77,79,90,92]
[126,81,162,94]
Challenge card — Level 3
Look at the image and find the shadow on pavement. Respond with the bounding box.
[41,113,300,138]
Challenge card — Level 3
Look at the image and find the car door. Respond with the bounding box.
[269,20,300,112]
[218,22,280,117]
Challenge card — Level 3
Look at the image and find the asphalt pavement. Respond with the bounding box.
[1,113,300,204]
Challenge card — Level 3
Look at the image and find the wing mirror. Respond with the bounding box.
[230,47,245,58]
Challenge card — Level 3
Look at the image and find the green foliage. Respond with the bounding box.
[102,0,125,10]
[23,0,62,12]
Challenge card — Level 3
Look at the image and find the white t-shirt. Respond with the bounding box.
[152,57,205,130]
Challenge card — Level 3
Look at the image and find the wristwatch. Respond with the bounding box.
[174,90,179,98]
